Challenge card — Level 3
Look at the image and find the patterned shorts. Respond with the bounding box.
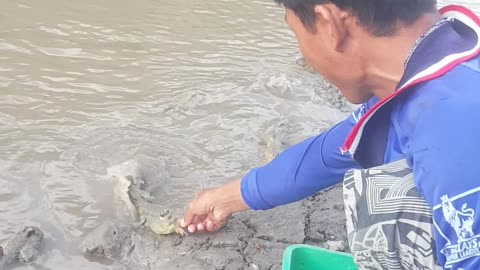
[343,159,441,270]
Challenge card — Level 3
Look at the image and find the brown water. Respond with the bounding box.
[0,0,478,269]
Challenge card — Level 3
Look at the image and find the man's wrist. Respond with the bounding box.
[212,179,249,214]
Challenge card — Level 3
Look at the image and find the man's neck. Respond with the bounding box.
[360,12,443,100]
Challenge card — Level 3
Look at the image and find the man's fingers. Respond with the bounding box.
[182,201,207,228]
[180,218,187,228]
[206,220,213,232]
[197,223,205,232]
[181,205,196,227]
[192,215,206,224]
[187,224,196,233]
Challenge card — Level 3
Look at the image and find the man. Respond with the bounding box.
[181,1,480,269]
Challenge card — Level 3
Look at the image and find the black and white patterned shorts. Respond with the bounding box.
[343,159,442,270]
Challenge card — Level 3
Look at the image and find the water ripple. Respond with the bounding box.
[0,42,32,54]
[68,82,140,93]
[37,47,112,60]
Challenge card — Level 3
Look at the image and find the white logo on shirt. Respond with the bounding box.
[439,194,479,268]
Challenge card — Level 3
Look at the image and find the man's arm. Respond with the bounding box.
[408,98,480,269]
[182,100,374,233]
[241,109,363,210]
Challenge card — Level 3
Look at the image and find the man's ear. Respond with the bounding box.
[313,4,349,52]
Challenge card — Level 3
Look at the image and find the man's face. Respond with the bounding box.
[285,8,372,104]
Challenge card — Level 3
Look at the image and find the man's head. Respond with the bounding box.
[275,0,438,103]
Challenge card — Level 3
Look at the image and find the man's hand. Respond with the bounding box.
[181,179,249,233]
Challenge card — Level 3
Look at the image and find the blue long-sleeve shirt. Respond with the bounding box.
[241,5,480,269]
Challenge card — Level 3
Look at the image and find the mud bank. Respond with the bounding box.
[90,184,348,270]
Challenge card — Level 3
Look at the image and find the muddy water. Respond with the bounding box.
[0,0,478,269]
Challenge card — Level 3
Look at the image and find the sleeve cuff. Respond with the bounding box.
[240,168,274,211]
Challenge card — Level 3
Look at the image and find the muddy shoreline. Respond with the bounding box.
[94,184,348,270]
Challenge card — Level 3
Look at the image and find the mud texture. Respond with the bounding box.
[0,226,44,270]
[82,184,348,270]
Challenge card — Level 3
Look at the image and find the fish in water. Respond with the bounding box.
[126,174,186,236]
[0,226,44,270]
[263,134,283,164]
[109,155,186,236]
[295,56,315,73]
[260,119,290,165]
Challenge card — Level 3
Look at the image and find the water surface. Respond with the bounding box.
[0,0,477,269]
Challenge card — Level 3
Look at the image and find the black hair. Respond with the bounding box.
[274,0,437,36]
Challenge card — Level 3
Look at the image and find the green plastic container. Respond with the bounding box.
[282,244,358,270]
